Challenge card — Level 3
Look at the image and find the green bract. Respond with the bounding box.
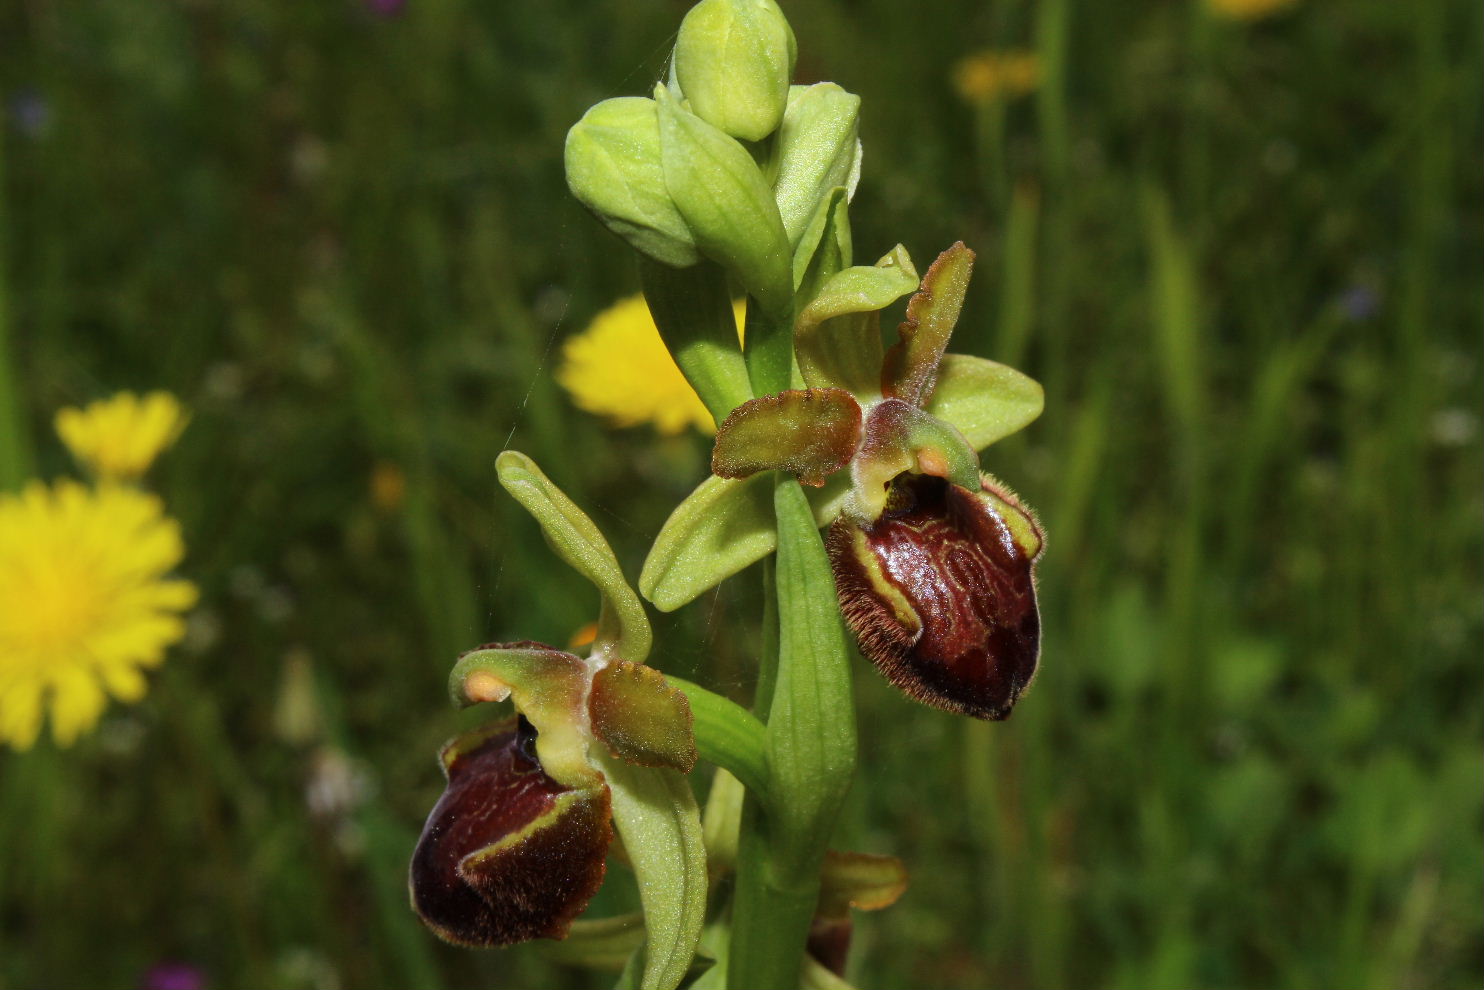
[673,0,796,142]
[773,84,862,247]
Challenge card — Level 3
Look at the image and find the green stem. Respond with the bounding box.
[668,676,771,800]
[640,257,754,424]
[727,477,857,988]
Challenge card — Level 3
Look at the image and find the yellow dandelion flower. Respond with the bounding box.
[556,294,747,436]
[55,390,189,481]
[369,460,408,513]
[0,480,197,749]
[1205,0,1296,19]
[952,49,1041,105]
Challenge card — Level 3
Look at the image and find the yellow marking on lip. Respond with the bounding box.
[852,528,922,635]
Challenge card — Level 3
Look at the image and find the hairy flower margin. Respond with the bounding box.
[1,392,195,750]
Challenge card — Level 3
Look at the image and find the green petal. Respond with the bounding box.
[589,660,698,773]
[594,753,708,990]
[795,246,919,395]
[495,451,652,663]
[923,354,1044,451]
[882,242,975,406]
[711,388,862,486]
[639,472,850,612]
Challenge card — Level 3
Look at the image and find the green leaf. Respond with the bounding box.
[593,753,708,990]
[639,472,851,612]
[565,98,700,268]
[638,257,752,426]
[774,84,861,247]
[712,388,862,487]
[882,241,975,406]
[495,451,652,663]
[923,354,1044,450]
[795,246,919,394]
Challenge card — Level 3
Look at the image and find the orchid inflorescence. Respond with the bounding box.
[408,2,1046,987]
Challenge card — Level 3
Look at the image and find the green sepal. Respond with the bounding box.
[655,85,793,322]
[711,388,862,486]
[817,850,909,917]
[447,645,598,789]
[801,955,859,990]
[639,472,849,612]
[495,450,652,663]
[673,0,796,142]
[593,751,708,990]
[774,83,861,247]
[638,258,753,426]
[795,246,919,395]
[589,660,698,774]
[793,185,853,295]
[565,98,700,269]
[700,768,747,872]
[882,242,975,406]
[923,354,1044,451]
[537,912,645,970]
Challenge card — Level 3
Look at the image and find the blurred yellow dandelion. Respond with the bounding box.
[556,294,746,436]
[1205,0,1297,19]
[952,49,1040,105]
[0,480,198,749]
[369,460,407,513]
[55,390,189,481]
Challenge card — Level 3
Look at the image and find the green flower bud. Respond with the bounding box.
[564,97,700,269]
[656,86,792,318]
[673,0,796,142]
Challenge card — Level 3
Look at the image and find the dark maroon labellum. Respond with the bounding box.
[409,716,612,947]
[828,473,1042,720]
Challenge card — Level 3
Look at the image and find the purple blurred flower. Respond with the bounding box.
[139,962,206,990]
[1339,284,1379,322]
[363,0,406,17]
[7,88,48,137]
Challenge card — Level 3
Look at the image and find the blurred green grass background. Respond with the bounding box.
[1,0,1481,987]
